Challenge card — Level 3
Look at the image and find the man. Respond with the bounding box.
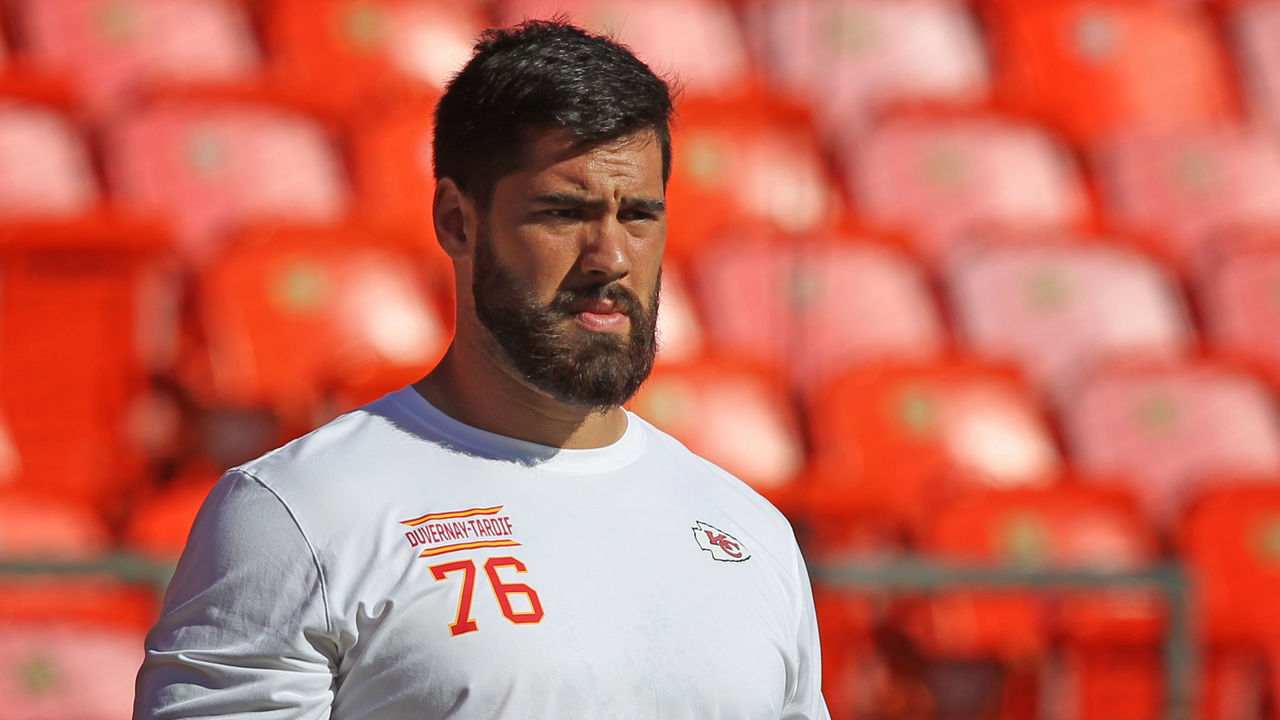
[135,20,830,720]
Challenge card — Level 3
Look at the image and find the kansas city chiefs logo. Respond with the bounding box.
[693,521,750,562]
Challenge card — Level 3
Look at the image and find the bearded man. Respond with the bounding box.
[134,19,830,720]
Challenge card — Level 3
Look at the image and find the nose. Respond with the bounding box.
[578,217,631,281]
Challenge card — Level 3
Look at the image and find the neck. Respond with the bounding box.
[413,333,629,450]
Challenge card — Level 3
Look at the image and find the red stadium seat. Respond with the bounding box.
[1232,0,1280,134]
[744,0,990,137]
[947,240,1193,399]
[628,358,807,510]
[121,462,221,559]
[0,98,98,219]
[1095,127,1280,272]
[497,0,752,98]
[985,0,1238,145]
[184,225,450,421]
[666,96,844,260]
[265,0,488,110]
[917,485,1165,720]
[106,96,350,261]
[807,358,1062,534]
[16,0,260,115]
[0,217,174,517]
[0,622,148,719]
[1180,483,1280,719]
[844,114,1091,265]
[347,91,445,257]
[692,235,945,396]
[1064,361,1280,525]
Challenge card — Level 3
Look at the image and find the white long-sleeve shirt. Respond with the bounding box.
[135,387,830,720]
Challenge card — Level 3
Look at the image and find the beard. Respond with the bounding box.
[471,229,660,412]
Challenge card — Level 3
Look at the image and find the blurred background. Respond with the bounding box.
[1,0,1280,717]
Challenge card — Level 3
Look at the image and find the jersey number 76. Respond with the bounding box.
[429,556,545,636]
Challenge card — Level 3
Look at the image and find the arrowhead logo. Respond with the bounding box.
[692,521,750,562]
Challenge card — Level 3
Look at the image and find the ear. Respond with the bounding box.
[432,178,477,261]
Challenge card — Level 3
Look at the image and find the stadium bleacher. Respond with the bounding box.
[4,0,1280,717]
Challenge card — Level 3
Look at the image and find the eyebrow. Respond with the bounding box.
[533,193,666,213]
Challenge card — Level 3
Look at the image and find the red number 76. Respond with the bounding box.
[429,556,545,636]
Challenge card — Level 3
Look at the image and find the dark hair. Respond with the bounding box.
[433,19,676,209]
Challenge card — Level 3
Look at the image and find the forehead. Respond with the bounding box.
[506,127,665,194]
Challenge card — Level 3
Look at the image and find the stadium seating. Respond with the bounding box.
[0,98,99,219]
[1180,483,1280,719]
[628,358,806,509]
[497,0,752,97]
[15,0,260,116]
[744,0,991,137]
[0,623,147,720]
[692,234,945,395]
[917,485,1164,720]
[806,358,1062,535]
[264,0,488,110]
[665,94,844,259]
[1200,241,1280,387]
[346,91,446,255]
[0,217,174,518]
[1063,361,1280,526]
[181,225,451,422]
[985,0,1238,145]
[1230,0,1280,133]
[652,259,705,366]
[844,114,1092,264]
[1094,126,1280,273]
[105,95,351,261]
[946,240,1193,399]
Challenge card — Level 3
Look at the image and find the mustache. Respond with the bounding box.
[549,282,646,319]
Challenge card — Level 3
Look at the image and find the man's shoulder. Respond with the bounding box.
[234,388,438,493]
[628,412,798,540]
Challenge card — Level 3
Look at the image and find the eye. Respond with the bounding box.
[544,207,583,220]
[620,209,658,223]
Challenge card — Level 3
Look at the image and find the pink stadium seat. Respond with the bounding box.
[1230,0,1280,133]
[184,225,450,420]
[0,99,98,218]
[807,359,1063,534]
[1201,244,1280,386]
[666,96,844,260]
[693,235,945,395]
[652,259,705,366]
[947,240,1193,399]
[986,0,1238,145]
[628,358,806,510]
[497,0,751,98]
[744,0,990,137]
[106,97,350,261]
[1064,362,1280,525]
[0,623,147,720]
[845,114,1091,264]
[1095,127,1280,272]
[0,218,174,517]
[17,0,260,115]
[0,491,113,559]
[266,0,488,110]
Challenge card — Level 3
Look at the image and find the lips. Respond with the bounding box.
[558,286,640,333]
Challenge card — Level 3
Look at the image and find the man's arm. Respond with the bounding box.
[782,549,832,720]
[134,470,338,719]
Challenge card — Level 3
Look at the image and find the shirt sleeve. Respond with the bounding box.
[781,547,832,720]
[134,470,339,719]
